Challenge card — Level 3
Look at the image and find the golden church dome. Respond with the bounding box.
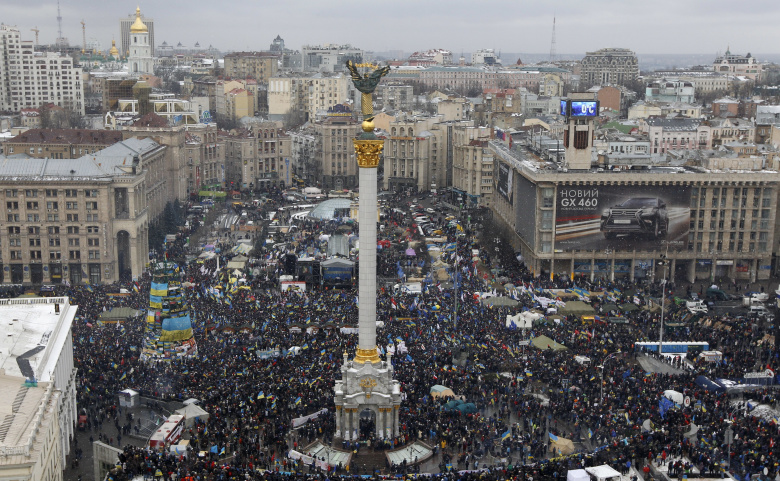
[129,7,148,33]
[109,39,120,58]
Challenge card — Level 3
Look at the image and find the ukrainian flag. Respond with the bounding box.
[502,429,511,441]
[257,391,265,399]
[295,396,301,405]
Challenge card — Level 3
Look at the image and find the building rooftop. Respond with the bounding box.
[0,297,77,382]
[0,373,55,464]
[9,129,123,145]
[0,138,159,180]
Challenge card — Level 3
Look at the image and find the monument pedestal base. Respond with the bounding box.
[334,352,401,441]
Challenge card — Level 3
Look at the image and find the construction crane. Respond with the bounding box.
[81,20,86,54]
[30,26,39,45]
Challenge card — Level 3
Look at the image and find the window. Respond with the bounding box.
[30,250,41,260]
[46,201,58,210]
[45,189,57,197]
[65,189,77,197]
[66,202,78,210]
[67,226,79,234]
[26,214,40,222]
[86,201,98,210]
[5,189,17,197]
[86,213,98,222]
[87,238,99,246]
[9,238,21,247]
[49,251,61,260]
[6,201,18,210]
[10,251,22,260]
[49,238,60,247]
[85,189,98,197]
[47,226,59,235]
[29,238,40,247]
[7,226,20,234]
[66,214,78,222]
[24,189,37,197]
[86,226,99,234]
[88,250,100,260]
[69,251,80,260]
[26,201,38,209]
[47,214,59,222]
[68,238,80,247]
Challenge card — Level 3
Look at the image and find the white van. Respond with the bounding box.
[749,304,772,318]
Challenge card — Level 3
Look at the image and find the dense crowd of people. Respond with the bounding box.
[63,190,780,481]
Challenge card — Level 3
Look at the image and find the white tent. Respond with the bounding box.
[506,311,542,329]
[567,469,590,481]
[175,403,210,427]
[585,465,622,481]
[663,390,684,405]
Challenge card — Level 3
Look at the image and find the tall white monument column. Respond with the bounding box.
[333,61,402,443]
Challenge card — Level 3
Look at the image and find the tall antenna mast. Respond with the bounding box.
[57,0,63,42]
[549,16,557,63]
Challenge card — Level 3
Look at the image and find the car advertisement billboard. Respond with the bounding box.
[554,185,690,251]
[496,161,513,204]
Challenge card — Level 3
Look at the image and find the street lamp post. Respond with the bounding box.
[658,245,670,354]
[599,351,621,402]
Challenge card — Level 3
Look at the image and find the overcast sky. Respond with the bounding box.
[4,0,779,58]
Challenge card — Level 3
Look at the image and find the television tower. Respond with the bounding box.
[55,0,69,48]
[549,16,557,63]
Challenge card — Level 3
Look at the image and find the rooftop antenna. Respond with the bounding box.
[57,0,63,43]
[549,16,557,63]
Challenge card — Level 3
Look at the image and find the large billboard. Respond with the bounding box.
[555,185,690,251]
[496,161,513,204]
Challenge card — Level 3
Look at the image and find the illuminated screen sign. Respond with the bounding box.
[560,100,568,116]
[570,101,598,117]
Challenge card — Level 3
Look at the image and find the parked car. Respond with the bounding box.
[600,197,669,239]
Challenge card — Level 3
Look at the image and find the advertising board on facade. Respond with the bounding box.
[496,161,513,204]
[555,185,690,251]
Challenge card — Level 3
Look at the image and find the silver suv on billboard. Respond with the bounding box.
[600,197,669,239]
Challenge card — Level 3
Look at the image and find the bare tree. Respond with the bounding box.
[282,108,306,130]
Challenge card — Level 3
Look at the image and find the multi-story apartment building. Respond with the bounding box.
[0,25,84,114]
[290,130,317,187]
[120,9,155,57]
[268,73,350,122]
[0,138,158,284]
[645,71,731,94]
[712,49,763,81]
[314,116,359,190]
[755,105,780,144]
[471,49,499,66]
[701,118,755,149]
[249,121,288,190]
[580,48,639,87]
[301,44,363,73]
[4,129,122,159]
[641,118,704,155]
[645,79,696,103]
[452,127,494,207]
[223,52,279,82]
[394,65,571,94]
[408,49,452,66]
[375,83,414,111]
[182,124,224,194]
[222,130,256,190]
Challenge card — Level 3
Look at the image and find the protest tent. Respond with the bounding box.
[558,301,595,316]
[506,311,542,329]
[99,307,142,324]
[430,385,456,398]
[585,465,622,481]
[663,390,684,405]
[531,335,568,351]
[175,403,210,427]
[548,436,575,455]
[481,296,519,307]
[567,469,590,481]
